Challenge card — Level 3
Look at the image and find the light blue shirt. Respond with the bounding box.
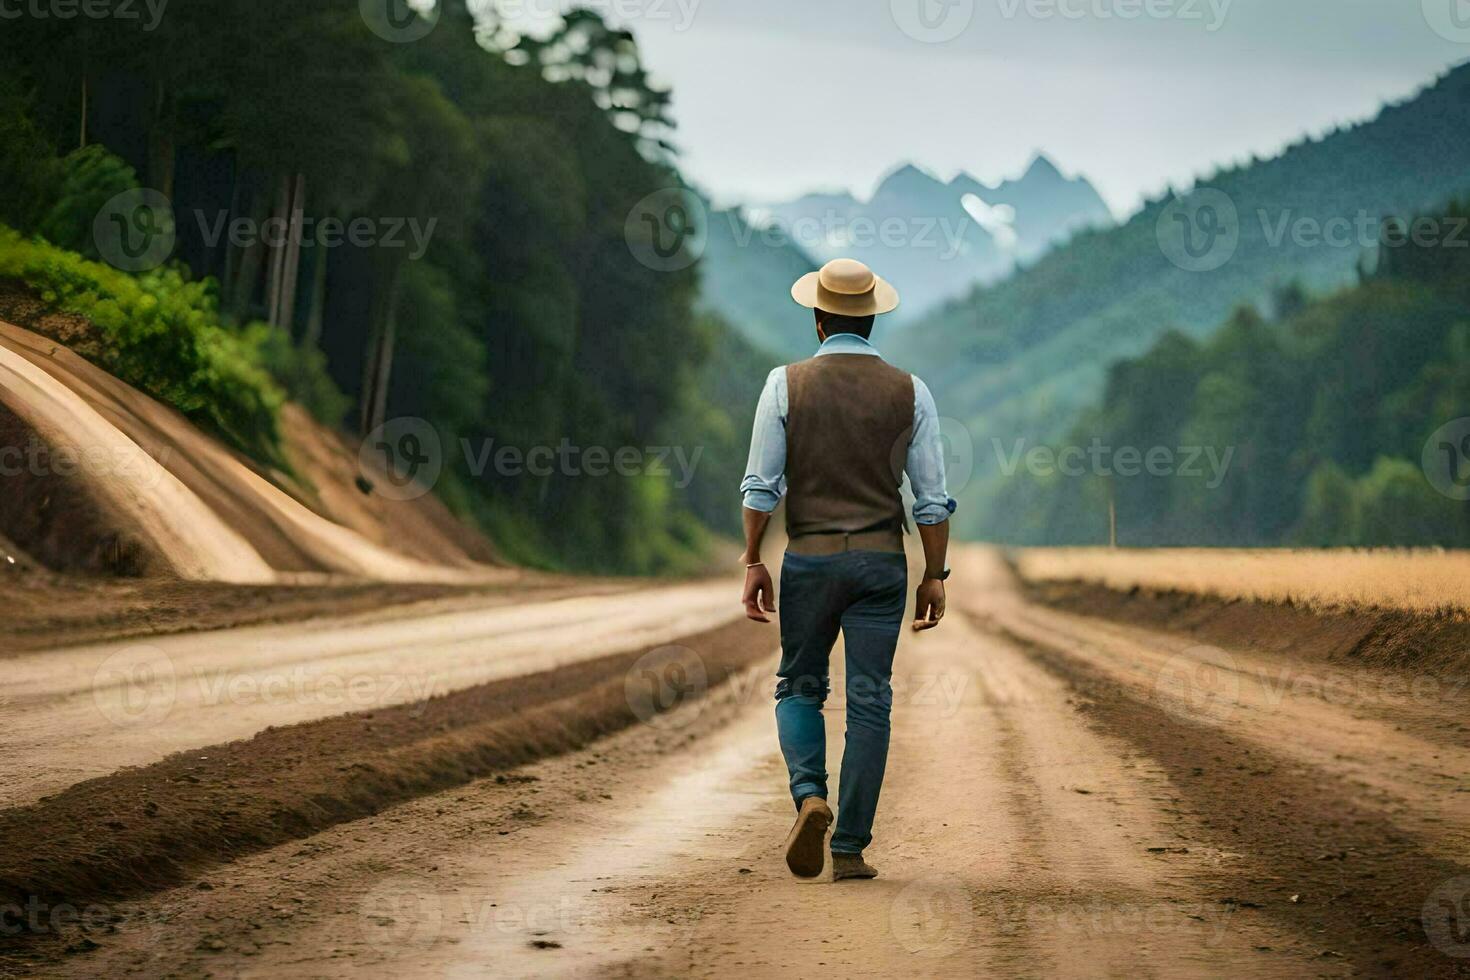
[740,333,957,526]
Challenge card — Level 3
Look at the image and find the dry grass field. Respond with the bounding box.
[1013,547,1470,615]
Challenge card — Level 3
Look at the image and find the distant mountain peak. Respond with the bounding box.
[874,162,945,197]
[741,153,1114,324]
[787,189,859,207]
[949,171,994,195]
[1020,152,1065,183]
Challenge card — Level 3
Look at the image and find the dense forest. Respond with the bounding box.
[993,203,1470,547]
[906,62,1470,540]
[0,0,769,571]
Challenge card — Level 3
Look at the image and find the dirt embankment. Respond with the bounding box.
[1015,547,1470,615]
[0,302,501,584]
[1022,577,1470,679]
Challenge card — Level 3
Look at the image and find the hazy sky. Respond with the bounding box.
[497,0,1470,217]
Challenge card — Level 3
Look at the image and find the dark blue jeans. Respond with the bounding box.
[775,549,907,854]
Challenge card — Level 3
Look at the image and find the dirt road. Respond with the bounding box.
[8,547,1469,977]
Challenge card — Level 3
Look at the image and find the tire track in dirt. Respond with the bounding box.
[0,656,784,979]
[1,579,736,806]
[0,614,771,963]
[988,595,1470,862]
[124,594,1331,978]
[958,549,1470,863]
[1004,628,1470,977]
[955,551,1470,976]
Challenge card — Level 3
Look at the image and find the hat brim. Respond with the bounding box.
[791,271,900,316]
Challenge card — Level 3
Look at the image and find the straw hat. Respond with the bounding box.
[790,258,900,316]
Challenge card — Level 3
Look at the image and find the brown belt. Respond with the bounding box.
[786,528,905,556]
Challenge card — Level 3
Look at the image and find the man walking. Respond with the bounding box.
[739,258,954,882]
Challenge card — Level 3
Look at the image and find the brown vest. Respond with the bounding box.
[784,353,914,545]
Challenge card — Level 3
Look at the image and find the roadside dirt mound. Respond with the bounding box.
[1015,546,1470,615]
[0,337,275,582]
[0,316,500,583]
[278,403,499,567]
[1023,578,1470,679]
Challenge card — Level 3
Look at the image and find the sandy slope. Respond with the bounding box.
[0,340,276,583]
[0,320,501,583]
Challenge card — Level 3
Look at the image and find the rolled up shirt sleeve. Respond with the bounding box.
[740,367,788,512]
[907,375,957,525]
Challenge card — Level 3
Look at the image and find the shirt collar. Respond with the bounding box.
[814,333,882,358]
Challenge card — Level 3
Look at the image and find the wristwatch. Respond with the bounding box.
[924,568,951,582]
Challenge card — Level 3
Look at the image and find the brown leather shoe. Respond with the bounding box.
[831,852,878,881]
[783,797,833,878]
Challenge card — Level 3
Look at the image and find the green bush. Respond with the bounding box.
[0,226,286,466]
[244,322,352,429]
[35,145,140,256]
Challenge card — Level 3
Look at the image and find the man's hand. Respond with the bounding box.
[742,563,776,623]
[912,577,945,631]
